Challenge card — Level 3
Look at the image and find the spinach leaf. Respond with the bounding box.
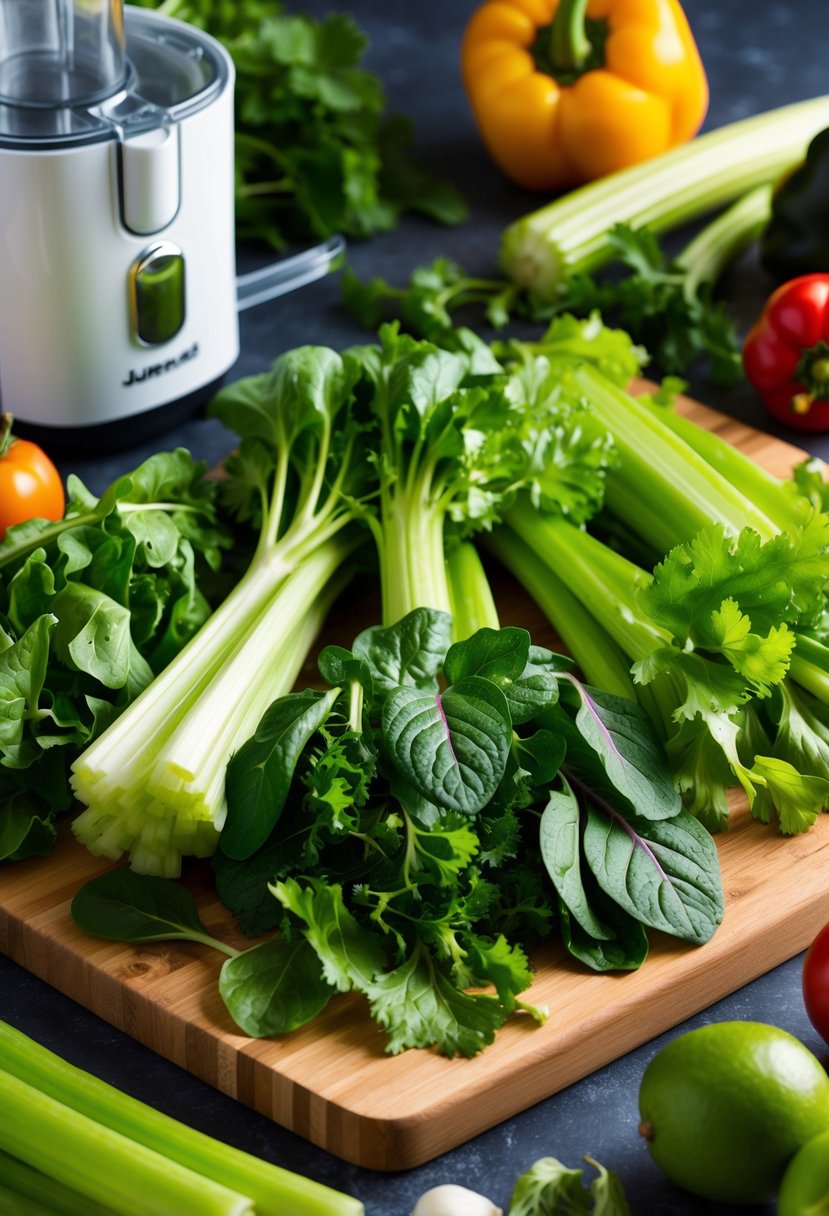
[352,607,452,696]
[212,843,288,938]
[0,792,56,862]
[553,677,681,821]
[444,627,563,724]
[558,898,649,973]
[382,676,512,815]
[222,687,340,860]
[316,644,374,703]
[218,938,333,1038]
[540,779,612,942]
[71,870,226,951]
[71,870,335,1040]
[582,800,724,945]
[443,626,529,685]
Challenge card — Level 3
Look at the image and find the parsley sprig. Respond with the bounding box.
[135,0,467,248]
[341,221,744,387]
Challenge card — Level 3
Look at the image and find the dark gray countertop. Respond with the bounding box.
[3,2,829,1213]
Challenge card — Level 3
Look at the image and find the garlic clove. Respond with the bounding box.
[411,1183,503,1216]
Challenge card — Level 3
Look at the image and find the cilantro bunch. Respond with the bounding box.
[136,0,467,248]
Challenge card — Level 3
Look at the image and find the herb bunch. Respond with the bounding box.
[135,0,467,248]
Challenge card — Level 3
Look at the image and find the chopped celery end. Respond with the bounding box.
[500,95,829,303]
[71,533,356,875]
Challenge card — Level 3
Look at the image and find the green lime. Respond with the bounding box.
[778,1128,829,1216]
[638,1021,829,1204]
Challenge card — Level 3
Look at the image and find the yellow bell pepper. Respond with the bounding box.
[461,0,709,191]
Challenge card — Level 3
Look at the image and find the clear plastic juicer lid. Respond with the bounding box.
[0,0,127,108]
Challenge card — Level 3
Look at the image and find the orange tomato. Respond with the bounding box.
[0,415,65,539]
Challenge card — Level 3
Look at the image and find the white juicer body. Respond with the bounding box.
[0,7,239,440]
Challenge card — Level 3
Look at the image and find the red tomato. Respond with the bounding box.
[0,414,65,539]
[803,922,829,1046]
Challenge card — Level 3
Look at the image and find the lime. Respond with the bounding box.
[637,1020,829,1204]
[778,1128,829,1216]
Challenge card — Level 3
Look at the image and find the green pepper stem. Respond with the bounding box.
[795,340,829,400]
[548,0,591,72]
[0,412,13,458]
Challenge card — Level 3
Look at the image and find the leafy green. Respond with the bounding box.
[70,869,226,951]
[218,938,334,1038]
[70,602,716,1056]
[211,607,721,1053]
[341,217,742,387]
[382,677,513,815]
[134,0,466,249]
[507,1154,631,1216]
[554,223,743,386]
[221,687,342,860]
[0,451,229,861]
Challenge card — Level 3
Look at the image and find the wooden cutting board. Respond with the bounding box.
[2,390,828,1172]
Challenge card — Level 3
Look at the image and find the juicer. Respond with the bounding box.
[0,1,338,451]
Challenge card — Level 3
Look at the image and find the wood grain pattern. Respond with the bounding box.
[1,393,827,1171]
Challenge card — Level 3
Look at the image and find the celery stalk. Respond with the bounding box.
[637,391,811,533]
[503,501,667,663]
[0,1022,364,1216]
[483,528,637,701]
[0,1069,255,1216]
[0,1183,59,1216]
[0,1149,117,1216]
[791,636,829,702]
[500,96,829,303]
[568,364,780,547]
[446,541,500,638]
[675,184,772,300]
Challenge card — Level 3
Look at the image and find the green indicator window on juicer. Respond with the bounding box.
[131,244,186,345]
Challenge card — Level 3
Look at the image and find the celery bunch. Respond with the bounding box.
[0,1019,362,1215]
[71,349,372,876]
[489,321,829,833]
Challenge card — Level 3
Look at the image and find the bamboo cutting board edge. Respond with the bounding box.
[2,396,828,1171]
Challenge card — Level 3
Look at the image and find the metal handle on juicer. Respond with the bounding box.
[235,234,346,313]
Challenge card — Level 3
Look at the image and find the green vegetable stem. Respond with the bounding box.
[70,348,374,876]
[0,1019,363,1215]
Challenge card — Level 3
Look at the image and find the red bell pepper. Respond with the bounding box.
[743,273,829,432]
